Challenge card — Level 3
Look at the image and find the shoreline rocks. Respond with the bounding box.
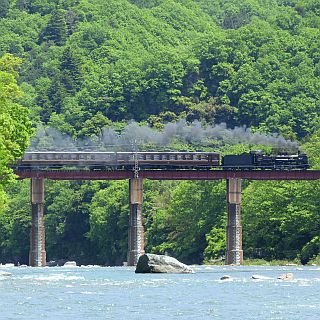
[0,263,14,268]
[62,261,77,267]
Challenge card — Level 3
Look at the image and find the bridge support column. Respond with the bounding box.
[127,178,144,266]
[226,178,243,265]
[29,178,46,267]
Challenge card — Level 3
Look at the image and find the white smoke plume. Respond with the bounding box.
[28,120,298,151]
[101,120,298,150]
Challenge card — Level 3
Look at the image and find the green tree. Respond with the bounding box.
[60,46,83,93]
[0,0,9,18]
[45,180,100,265]
[89,181,129,265]
[146,180,226,264]
[204,227,226,261]
[0,54,33,187]
[16,0,31,11]
[0,180,31,264]
[46,75,66,118]
[242,180,320,261]
[42,8,68,45]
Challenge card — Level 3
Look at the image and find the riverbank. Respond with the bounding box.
[205,257,320,266]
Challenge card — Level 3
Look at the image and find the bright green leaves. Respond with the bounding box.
[0,0,320,266]
[300,236,320,264]
[144,180,227,264]
[89,181,129,265]
[0,54,33,186]
[303,130,320,168]
[0,180,31,263]
[204,227,226,261]
[44,180,98,264]
[1,0,320,139]
[242,179,320,262]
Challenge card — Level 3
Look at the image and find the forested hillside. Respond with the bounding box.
[0,0,320,265]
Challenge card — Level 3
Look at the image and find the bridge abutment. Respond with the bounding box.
[226,178,243,265]
[127,178,145,266]
[29,178,46,267]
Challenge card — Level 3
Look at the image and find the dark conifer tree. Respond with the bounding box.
[66,9,78,35]
[16,0,31,11]
[38,76,66,122]
[42,9,68,46]
[60,46,83,93]
[0,0,9,18]
[48,76,66,114]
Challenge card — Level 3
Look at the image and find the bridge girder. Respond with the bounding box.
[15,169,320,181]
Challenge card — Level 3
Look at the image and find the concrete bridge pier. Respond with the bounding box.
[127,178,145,266]
[226,178,243,265]
[29,178,46,267]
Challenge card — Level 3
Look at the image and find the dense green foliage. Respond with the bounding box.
[0,54,33,208]
[0,0,319,265]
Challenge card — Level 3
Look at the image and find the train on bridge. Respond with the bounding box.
[15,150,309,171]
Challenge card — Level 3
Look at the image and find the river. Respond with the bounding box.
[0,265,319,319]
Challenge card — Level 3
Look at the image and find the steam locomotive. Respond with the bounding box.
[222,151,309,170]
[15,150,309,170]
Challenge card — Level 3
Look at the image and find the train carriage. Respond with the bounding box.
[16,151,220,170]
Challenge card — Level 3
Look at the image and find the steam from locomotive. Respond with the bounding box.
[28,120,298,152]
[21,120,307,170]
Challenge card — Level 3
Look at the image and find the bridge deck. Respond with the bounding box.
[15,170,320,180]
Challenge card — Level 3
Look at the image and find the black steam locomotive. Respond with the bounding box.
[15,150,309,170]
[222,151,309,170]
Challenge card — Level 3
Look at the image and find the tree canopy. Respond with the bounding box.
[0,54,33,200]
[0,0,320,265]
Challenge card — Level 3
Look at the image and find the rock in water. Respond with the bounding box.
[135,254,194,274]
[277,273,294,281]
[0,272,12,276]
[47,260,58,267]
[62,261,77,267]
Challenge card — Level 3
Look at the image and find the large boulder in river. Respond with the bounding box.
[135,254,194,274]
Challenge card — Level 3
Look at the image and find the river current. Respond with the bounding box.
[0,265,319,319]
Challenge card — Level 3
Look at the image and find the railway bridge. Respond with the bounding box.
[15,167,320,267]
[11,152,320,267]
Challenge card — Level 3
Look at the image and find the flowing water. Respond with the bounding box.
[0,265,319,319]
